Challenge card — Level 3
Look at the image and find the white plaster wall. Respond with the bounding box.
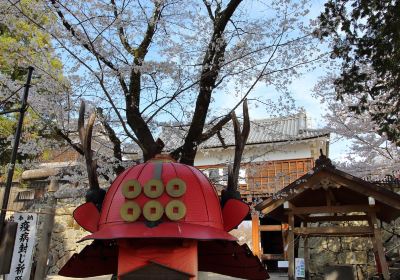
[194,140,318,166]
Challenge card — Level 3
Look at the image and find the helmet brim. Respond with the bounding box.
[59,240,269,280]
[79,222,236,242]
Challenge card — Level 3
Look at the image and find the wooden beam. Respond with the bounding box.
[293,226,373,236]
[305,215,369,223]
[290,204,375,215]
[303,222,310,280]
[257,172,325,214]
[288,212,295,280]
[285,202,309,222]
[369,211,390,279]
[295,213,308,221]
[251,214,261,258]
[259,225,283,231]
[260,198,285,215]
[327,188,336,204]
[322,171,400,211]
[261,254,285,261]
[325,190,332,207]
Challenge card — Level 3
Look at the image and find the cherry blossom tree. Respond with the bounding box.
[313,0,400,179]
[3,0,324,183]
[314,74,400,179]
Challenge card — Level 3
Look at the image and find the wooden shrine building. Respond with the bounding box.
[255,153,400,280]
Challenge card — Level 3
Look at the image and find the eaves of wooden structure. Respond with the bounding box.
[255,154,400,280]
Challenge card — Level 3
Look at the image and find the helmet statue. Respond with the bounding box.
[62,156,268,280]
[74,156,248,241]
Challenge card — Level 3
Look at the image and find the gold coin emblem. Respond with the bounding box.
[120,201,141,222]
[165,200,186,221]
[143,179,164,198]
[166,178,186,197]
[143,200,164,221]
[121,179,142,199]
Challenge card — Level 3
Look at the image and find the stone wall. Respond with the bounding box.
[301,235,375,279]
[46,198,91,274]
[297,220,400,279]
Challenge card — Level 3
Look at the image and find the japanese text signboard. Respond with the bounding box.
[5,213,38,280]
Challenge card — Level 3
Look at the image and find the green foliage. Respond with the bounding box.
[0,114,16,165]
[0,0,61,77]
[0,164,25,184]
[318,0,400,145]
[0,108,46,166]
[0,0,63,172]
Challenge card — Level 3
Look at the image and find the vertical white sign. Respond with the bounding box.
[5,213,38,280]
[295,258,305,278]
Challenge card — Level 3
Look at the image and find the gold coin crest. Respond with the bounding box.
[165,200,187,221]
[120,201,141,222]
[144,179,164,198]
[143,200,164,221]
[121,179,142,199]
[166,178,186,197]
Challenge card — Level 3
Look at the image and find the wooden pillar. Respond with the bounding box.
[282,223,289,259]
[34,179,58,280]
[288,212,295,280]
[251,213,261,258]
[303,223,310,280]
[369,211,390,280]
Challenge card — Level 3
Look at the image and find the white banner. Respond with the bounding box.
[5,213,38,280]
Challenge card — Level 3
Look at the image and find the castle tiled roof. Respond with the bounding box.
[160,112,329,151]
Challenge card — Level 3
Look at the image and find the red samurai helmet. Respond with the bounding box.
[60,155,268,279]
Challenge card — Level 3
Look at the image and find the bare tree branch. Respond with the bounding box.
[125,1,165,160]
[110,0,135,55]
[203,0,215,22]
[180,0,243,165]
[78,100,100,191]
[228,99,250,191]
[50,1,120,73]
[217,130,227,149]
[97,108,125,175]
[221,99,250,206]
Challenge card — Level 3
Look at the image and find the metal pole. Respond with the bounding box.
[0,66,34,239]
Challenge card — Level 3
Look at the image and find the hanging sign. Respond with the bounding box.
[5,213,38,280]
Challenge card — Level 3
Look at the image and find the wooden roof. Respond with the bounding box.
[255,155,400,223]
